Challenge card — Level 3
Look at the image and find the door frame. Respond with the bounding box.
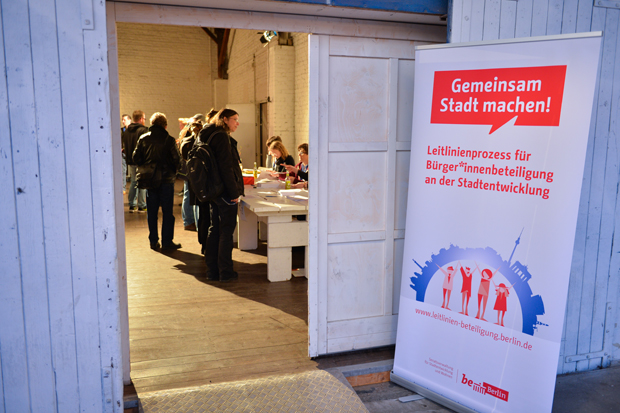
[106,0,446,382]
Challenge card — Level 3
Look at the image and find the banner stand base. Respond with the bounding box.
[390,372,478,413]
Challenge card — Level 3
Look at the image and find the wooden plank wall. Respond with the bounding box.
[0,0,123,411]
[449,0,620,374]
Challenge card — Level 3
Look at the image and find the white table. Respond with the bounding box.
[237,186,308,282]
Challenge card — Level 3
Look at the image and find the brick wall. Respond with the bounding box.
[269,44,296,153]
[117,25,309,154]
[292,33,309,152]
[227,29,262,105]
[219,29,309,160]
[116,23,215,138]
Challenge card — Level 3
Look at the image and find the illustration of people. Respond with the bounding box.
[458,262,476,316]
[436,264,459,310]
[474,264,501,321]
[493,282,514,327]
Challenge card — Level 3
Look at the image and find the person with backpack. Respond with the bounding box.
[181,109,219,253]
[132,112,182,251]
[199,108,244,282]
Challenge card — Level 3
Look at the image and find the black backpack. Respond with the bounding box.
[186,131,224,203]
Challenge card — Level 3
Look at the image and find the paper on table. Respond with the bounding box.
[258,170,275,180]
[256,179,282,189]
[278,189,309,200]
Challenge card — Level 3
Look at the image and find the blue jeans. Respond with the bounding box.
[182,180,195,226]
[121,153,127,193]
[146,182,175,245]
[128,165,146,209]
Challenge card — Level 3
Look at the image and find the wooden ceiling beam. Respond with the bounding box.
[201,27,230,79]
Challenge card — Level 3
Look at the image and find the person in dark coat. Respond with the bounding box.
[121,114,131,195]
[132,112,182,250]
[268,140,295,172]
[122,110,149,212]
[200,108,244,282]
[180,109,219,254]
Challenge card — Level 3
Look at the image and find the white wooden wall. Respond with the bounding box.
[0,0,123,411]
[449,0,620,374]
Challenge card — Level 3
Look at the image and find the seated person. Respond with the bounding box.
[265,135,282,168]
[285,143,309,189]
[269,141,295,173]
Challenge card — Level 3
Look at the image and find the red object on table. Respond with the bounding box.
[243,176,255,185]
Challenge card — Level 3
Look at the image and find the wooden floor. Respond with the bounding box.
[124,180,394,394]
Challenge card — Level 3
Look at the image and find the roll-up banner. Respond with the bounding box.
[393,33,602,413]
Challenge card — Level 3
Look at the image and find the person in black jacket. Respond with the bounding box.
[132,112,182,250]
[200,108,244,282]
[122,110,149,212]
[268,140,295,172]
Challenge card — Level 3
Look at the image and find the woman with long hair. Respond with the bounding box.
[199,108,244,282]
[268,140,295,172]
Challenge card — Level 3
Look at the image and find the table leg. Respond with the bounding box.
[259,220,268,241]
[267,246,292,282]
[237,203,258,250]
[266,215,294,282]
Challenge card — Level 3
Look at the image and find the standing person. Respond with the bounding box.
[132,112,182,250]
[122,110,149,213]
[493,282,513,327]
[180,119,204,232]
[458,262,475,316]
[179,114,206,230]
[121,114,131,194]
[474,264,500,321]
[183,109,219,253]
[200,108,244,281]
[436,264,458,311]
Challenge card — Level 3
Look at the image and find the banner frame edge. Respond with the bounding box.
[391,372,480,413]
[415,31,603,51]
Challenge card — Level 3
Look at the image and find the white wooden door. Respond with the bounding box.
[308,35,422,356]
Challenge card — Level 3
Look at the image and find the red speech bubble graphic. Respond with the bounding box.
[430,66,567,134]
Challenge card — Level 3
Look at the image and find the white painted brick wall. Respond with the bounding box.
[292,33,309,152]
[227,29,264,105]
[225,30,309,159]
[269,44,296,153]
[116,23,216,138]
[213,79,228,109]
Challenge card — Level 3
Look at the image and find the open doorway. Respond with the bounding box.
[115,22,313,393]
[110,1,446,398]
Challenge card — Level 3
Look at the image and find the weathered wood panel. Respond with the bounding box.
[499,0,517,39]
[3,0,56,410]
[448,0,620,373]
[87,1,124,409]
[515,0,534,38]
[1,0,122,411]
[327,241,386,321]
[30,0,79,410]
[0,3,30,411]
[57,0,110,409]
[106,3,132,387]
